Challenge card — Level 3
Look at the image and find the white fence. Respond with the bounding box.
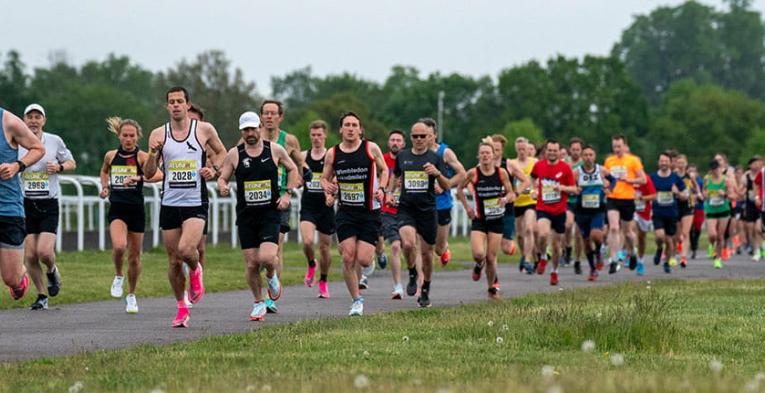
[56,176,474,252]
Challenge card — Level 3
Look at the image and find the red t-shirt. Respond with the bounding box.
[755,169,765,212]
[531,159,574,215]
[635,176,656,220]
[382,152,398,214]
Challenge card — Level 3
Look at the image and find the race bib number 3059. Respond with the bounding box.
[111,165,138,190]
[404,171,428,192]
[23,171,50,197]
[339,183,365,205]
[244,180,272,205]
[167,160,198,189]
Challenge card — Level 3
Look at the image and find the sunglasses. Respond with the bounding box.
[411,134,428,139]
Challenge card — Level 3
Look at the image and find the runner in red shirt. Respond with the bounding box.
[530,140,576,285]
[634,175,657,268]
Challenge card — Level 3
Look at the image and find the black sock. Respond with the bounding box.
[586,250,595,270]
[307,258,316,268]
[320,274,328,282]
[565,246,572,260]
[408,267,417,278]
[422,280,431,293]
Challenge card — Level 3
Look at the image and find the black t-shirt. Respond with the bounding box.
[394,149,446,211]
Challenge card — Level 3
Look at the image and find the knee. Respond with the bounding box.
[401,239,415,254]
[391,242,401,254]
[113,242,127,255]
[472,251,485,263]
[319,243,330,254]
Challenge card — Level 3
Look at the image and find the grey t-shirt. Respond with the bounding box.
[18,132,74,199]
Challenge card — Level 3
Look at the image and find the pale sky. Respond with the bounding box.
[1,0,760,94]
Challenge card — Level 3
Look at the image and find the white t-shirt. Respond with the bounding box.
[18,132,74,199]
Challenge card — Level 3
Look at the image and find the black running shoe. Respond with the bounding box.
[663,262,671,274]
[406,274,418,297]
[417,291,431,308]
[573,261,582,275]
[608,261,620,274]
[30,294,48,310]
[653,249,662,266]
[628,255,637,271]
[47,266,61,297]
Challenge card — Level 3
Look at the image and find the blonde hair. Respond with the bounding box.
[106,117,143,138]
[479,136,495,150]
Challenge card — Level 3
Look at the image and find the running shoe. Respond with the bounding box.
[472,261,484,281]
[265,297,278,314]
[172,307,190,328]
[417,291,431,308]
[377,253,388,269]
[362,261,375,277]
[358,275,369,290]
[595,259,604,271]
[588,269,599,281]
[46,266,61,297]
[608,260,620,274]
[676,241,683,253]
[707,244,714,258]
[573,261,582,275]
[184,291,193,308]
[628,254,637,271]
[691,250,697,259]
[617,249,627,262]
[9,275,29,301]
[267,274,282,301]
[110,276,124,298]
[488,287,500,300]
[349,298,364,316]
[30,294,48,310]
[713,258,723,269]
[663,262,671,274]
[668,257,678,267]
[318,280,330,299]
[492,276,500,291]
[753,249,762,262]
[680,256,688,268]
[304,262,317,287]
[250,301,266,321]
[125,294,138,314]
[391,284,403,300]
[653,250,662,266]
[722,247,731,261]
[188,264,205,304]
[440,249,451,266]
[536,258,548,275]
[550,271,559,286]
[406,273,418,296]
[636,261,645,276]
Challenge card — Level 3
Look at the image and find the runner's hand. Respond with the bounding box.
[200,167,216,180]
[325,193,335,207]
[149,139,163,154]
[0,163,19,180]
[434,183,444,194]
[123,176,140,187]
[375,188,385,202]
[423,163,441,177]
[277,194,291,210]
[46,161,60,174]
[218,180,230,197]
[466,207,475,220]
[324,181,338,195]
[99,188,109,199]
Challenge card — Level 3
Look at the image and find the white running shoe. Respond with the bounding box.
[250,301,267,321]
[362,260,376,277]
[184,291,193,308]
[125,294,138,314]
[110,276,124,298]
[349,298,364,316]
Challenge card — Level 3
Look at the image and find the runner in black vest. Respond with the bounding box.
[320,112,388,317]
[218,112,299,322]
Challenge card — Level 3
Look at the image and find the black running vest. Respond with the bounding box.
[109,147,144,205]
[235,142,279,215]
[332,140,379,211]
[469,166,506,221]
[302,149,328,210]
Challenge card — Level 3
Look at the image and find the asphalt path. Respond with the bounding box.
[0,254,760,362]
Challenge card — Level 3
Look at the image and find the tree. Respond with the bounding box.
[0,50,31,113]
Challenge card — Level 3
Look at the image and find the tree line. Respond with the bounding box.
[2,0,765,174]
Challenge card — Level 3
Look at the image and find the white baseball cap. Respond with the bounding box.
[24,103,46,117]
[238,111,261,130]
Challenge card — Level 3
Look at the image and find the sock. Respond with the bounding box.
[586,250,596,270]
[422,280,431,293]
[565,246,572,260]
[408,268,417,278]
[320,274,328,282]
[307,258,316,268]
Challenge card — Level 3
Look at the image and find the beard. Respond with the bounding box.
[245,136,259,145]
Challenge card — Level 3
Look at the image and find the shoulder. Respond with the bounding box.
[104,149,118,160]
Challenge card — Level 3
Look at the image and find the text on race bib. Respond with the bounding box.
[404,171,428,191]
[635,191,645,212]
[339,182,365,205]
[23,171,50,197]
[167,160,198,189]
[244,180,272,205]
[307,173,323,192]
[581,193,600,209]
[111,165,138,189]
[541,180,561,204]
[483,197,505,218]
[611,166,627,180]
[709,191,725,207]
[657,191,674,206]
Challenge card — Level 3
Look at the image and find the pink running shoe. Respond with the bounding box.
[318,280,330,298]
[188,264,205,304]
[172,307,190,328]
[304,263,317,287]
[9,275,29,301]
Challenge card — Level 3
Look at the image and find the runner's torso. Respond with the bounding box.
[332,140,379,212]
[160,119,207,207]
[235,142,279,214]
[109,147,144,205]
[511,157,537,207]
[576,164,606,213]
[469,166,506,221]
[0,108,24,217]
[301,148,329,210]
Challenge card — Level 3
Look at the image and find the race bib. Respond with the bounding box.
[541,183,561,204]
[709,192,725,207]
[110,165,138,190]
[244,180,272,205]
[657,191,674,206]
[339,182,365,205]
[23,171,50,197]
[483,197,505,219]
[167,159,198,189]
[635,191,645,212]
[404,171,428,191]
[307,173,323,192]
[582,193,600,209]
[611,166,627,180]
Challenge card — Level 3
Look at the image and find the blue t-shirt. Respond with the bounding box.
[650,171,686,217]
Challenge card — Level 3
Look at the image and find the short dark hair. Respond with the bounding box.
[612,134,627,144]
[569,137,584,148]
[309,120,328,131]
[659,151,672,160]
[417,117,438,133]
[582,144,596,152]
[389,129,405,138]
[260,100,284,115]
[338,111,361,128]
[544,139,560,149]
[189,104,205,120]
[166,86,190,102]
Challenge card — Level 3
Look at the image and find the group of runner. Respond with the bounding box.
[1,87,763,326]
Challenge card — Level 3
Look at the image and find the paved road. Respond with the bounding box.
[0,255,760,362]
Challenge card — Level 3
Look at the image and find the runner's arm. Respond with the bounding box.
[370,142,389,192]
[137,151,163,183]
[0,111,44,180]
[456,169,473,211]
[319,148,337,196]
[143,127,164,180]
[276,144,301,191]
[201,123,227,174]
[444,148,466,188]
[99,151,115,190]
[286,134,304,183]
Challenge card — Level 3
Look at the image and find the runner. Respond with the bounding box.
[565,137,585,273]
[320,112,388,316]
[715,153,738,259]
[99,117,157,313]
[19,104,76,310]
[0,107,44,301]
[743,157,763,261]
[421,118,466,267]
[704,159,736,269]
[259,100,303,314]
[634,174,656,273]
[674,154,702,267]
[187,104,208,270]
[509,137,538,276]
[603,134,646,274]
[531,140,576,286]
[650,152,687,274]
[143,86,227,327]
[381,130,407,299]
[386,121,450,307]
[573,145,612,281]
[217,111,298,321]
[689,164,706,259]
[457,139,515,299]
[299,120,335,298]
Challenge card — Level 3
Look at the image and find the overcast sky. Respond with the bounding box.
[2,0,760,95]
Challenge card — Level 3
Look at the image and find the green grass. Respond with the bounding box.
[2,279,764,392]
[0,238,479,310]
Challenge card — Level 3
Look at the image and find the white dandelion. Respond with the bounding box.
[541,365,556,378]
[488,320,494,327]
[709,358,723,373]
[402,336,410,342]
[501,324,509,331]
[496,336,504,344]
[581,340,596,352]
[68,381,84,393]
[610,353,625,366]
[354,374,369,389]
